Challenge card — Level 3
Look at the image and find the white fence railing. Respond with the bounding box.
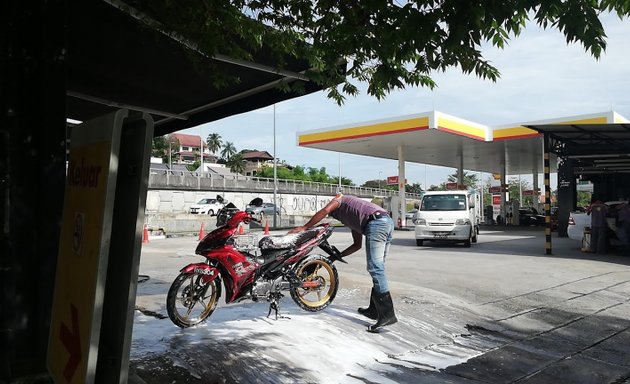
[149,171,422,199]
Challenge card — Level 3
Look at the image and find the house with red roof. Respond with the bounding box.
[242,150,274,176]
[169,133,216,164]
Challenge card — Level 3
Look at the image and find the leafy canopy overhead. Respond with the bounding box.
[133,0,630,104]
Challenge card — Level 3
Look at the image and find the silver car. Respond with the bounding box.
[245,202,280,215]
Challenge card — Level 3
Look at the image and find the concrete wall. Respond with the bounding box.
[145,190,419,236]
[146,190,343,216]
[145,190,345,235]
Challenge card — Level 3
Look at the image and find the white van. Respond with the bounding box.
[413,191,479,247]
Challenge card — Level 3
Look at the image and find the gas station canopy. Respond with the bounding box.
[297,110,630,175]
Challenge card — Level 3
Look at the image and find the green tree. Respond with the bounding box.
[221,141,237,160]
[227,153,246,174]
[307,167,331,183]
[151,135,179,164]
[206,133,222,155]
[577,191,592,208]
[142,1,628,104]
[329,176,354,186]
[292,165,306,180]
[361,179,382,189]
[256,164,354,185]
[406,183,424,194]
[507,177,534,206]
[447,170,480,189]
[152,135,168,160]
[187,161,200,172]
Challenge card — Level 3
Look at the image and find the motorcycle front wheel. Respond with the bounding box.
[166,272,220,328]
[290,254,339,312]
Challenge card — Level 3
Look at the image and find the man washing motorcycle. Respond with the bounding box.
[289,193,397,332]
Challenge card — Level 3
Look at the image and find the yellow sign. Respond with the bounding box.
[48,142,112,383]
[492,173,501,180]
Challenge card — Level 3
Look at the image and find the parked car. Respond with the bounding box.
[405,209,418,220]
[189,198,224,215]
[245,202,280,215]
[518,207,545,226]
[567,201,627,244]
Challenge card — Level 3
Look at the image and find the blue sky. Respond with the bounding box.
[182,14,630,189]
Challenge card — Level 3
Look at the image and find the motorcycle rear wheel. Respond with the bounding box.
[290,254,339,312]
[166,272,220,328]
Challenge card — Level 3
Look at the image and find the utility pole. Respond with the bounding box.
[199,136,204,176]
[273,104,277,228]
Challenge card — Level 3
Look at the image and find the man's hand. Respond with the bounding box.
[288,226,306,234]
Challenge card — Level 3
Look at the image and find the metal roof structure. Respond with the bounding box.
[525,121,630,176]
[66,0,328,137]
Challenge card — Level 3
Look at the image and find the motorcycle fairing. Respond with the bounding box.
[206,247,258,303]
[180,263,220,283]
[195,225,236,254]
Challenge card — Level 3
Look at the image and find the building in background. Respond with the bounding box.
[169,133,216,164]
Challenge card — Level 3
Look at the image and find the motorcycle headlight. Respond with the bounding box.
[414,218,426,225]
[455,218,470,225]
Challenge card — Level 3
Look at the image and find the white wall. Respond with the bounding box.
[146,190,339,216]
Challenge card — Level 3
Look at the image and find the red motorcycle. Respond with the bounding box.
[166,203,343,328]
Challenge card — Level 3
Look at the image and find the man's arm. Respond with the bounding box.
[288,198,340,234]
[341,230,363,257]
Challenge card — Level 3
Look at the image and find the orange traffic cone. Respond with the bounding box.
[198,222,206,240]
[142,224,150,243]
[264,218,270,235]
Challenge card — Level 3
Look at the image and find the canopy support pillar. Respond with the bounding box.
[398,145,406,228]
[457,143,464,187]
[543,134,553,255]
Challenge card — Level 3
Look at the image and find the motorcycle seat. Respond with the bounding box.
[259,228,319,250]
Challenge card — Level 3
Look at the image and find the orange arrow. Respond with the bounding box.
[60,304,82,382]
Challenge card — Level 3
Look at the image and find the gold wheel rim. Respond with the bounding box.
[296,260,336,307]
[177,275,218,323]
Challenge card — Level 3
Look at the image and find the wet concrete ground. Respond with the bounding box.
[131,225,630,383]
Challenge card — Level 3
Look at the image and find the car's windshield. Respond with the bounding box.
[420,195,467,211]
[198,199,216,204]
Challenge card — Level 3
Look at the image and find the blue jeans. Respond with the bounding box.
[364,217,394,294]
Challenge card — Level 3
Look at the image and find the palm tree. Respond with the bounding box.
[206,133,222,155]
[221,141,237,160]
[447,170,479,188]
[227,153,245,174]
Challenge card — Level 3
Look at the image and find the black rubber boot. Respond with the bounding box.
[358,288,378,320]
[367,291,397,333]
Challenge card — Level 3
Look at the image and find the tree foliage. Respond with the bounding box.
[227,152,246,173]
[131,0,630,104]
[206,133,223,154]
[361,179,424,194]
[221,141,237,160]
[447,170,480,188]
[256,165,353,185]
[152,135,179,163]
